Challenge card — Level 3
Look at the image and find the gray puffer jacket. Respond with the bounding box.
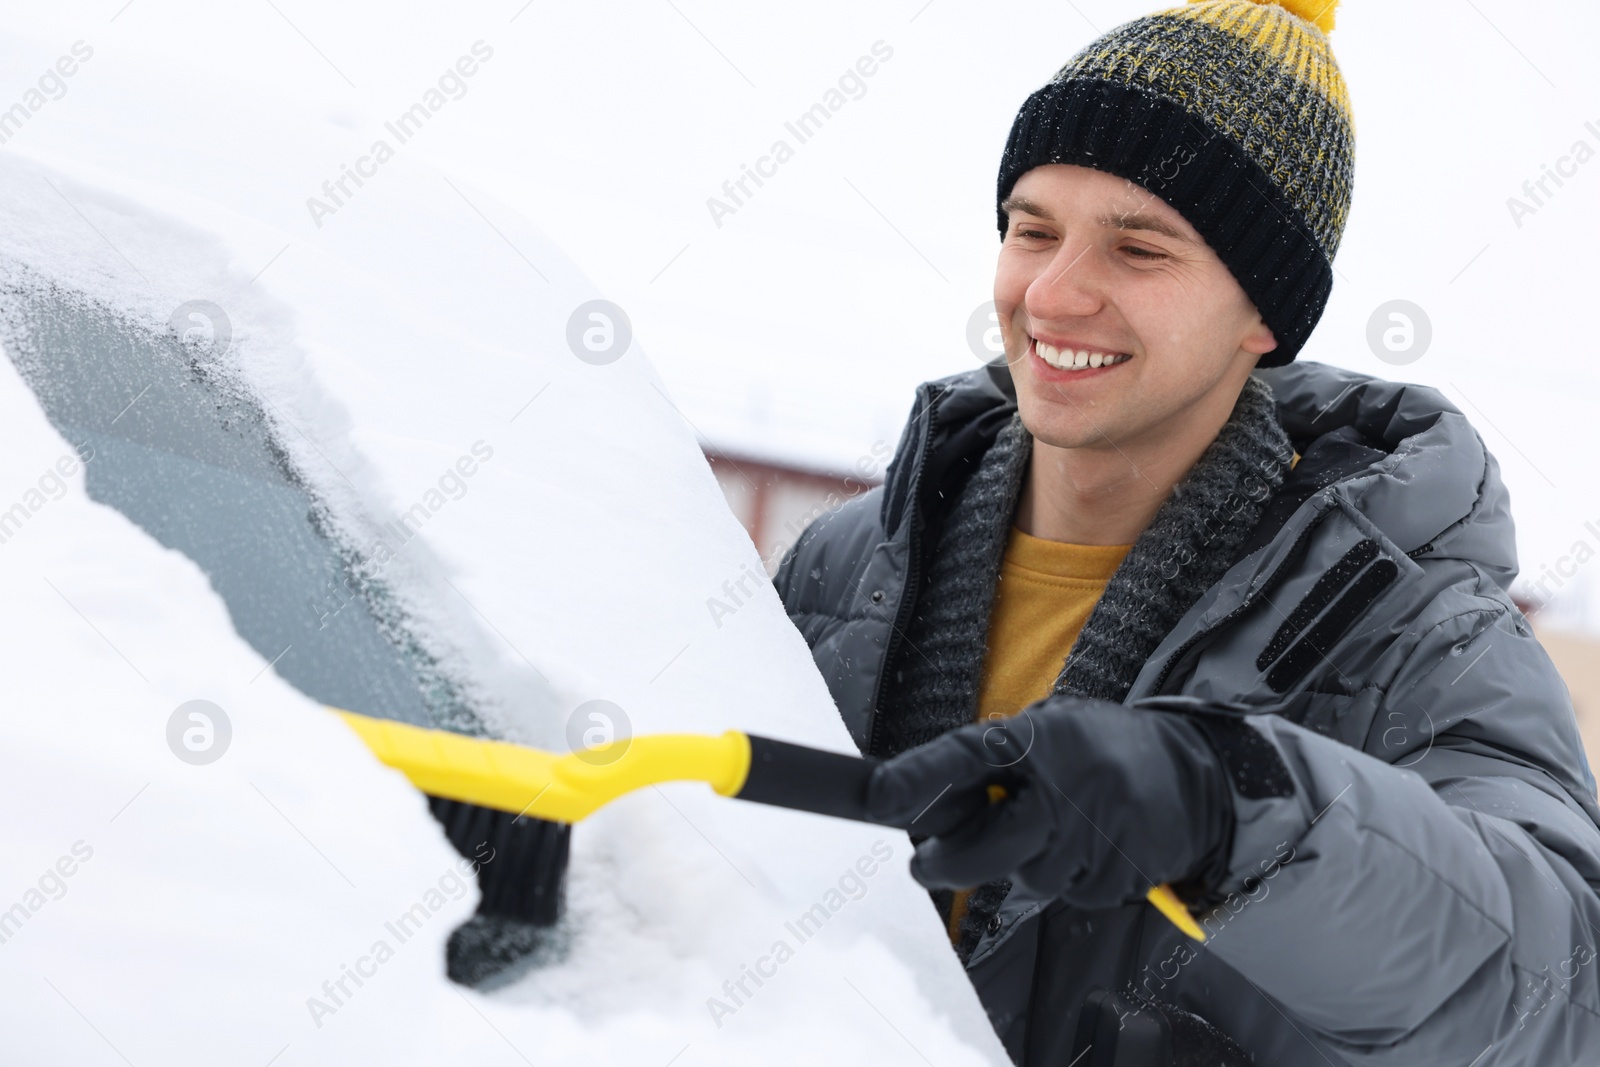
[774,359,1600,1065]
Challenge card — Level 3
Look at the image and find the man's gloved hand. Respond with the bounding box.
[862,696,1235,908]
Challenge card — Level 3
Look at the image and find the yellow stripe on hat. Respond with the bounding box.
[1188,0,1337,34]
[1174,1,1351,120]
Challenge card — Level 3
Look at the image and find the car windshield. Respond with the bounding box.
[0,275,484,732]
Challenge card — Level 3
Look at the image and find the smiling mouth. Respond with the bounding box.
[1031,337,1132,371]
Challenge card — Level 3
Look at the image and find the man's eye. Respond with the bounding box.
[1015,227,1052,240]
[1123,246,1167,260]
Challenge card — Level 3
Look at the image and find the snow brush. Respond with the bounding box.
[333,707,1207,944]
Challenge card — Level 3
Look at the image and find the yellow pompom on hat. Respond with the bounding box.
[1262,0,1338,33]
[996,0,1354,365]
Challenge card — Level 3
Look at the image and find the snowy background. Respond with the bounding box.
[0,1,1596,1064]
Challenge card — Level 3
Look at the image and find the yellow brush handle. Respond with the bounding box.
[1147,883,1206,942]
[334,709,752,823]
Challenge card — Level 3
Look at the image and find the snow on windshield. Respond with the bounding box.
[0,272,466,728]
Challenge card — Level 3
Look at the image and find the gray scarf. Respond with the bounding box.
[874,374,1294,961]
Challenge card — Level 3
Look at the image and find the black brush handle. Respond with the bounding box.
[736,734,1011,837]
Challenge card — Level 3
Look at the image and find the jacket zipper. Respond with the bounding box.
[866,389,941,758]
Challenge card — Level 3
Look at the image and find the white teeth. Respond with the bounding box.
[1034,339,1128,371]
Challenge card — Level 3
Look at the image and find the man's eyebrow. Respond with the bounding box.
[1000,195,1193,244]
[1095,210,1192,243]
[1000,195,1055,221]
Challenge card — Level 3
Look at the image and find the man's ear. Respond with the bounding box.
[1241,317,1278,358]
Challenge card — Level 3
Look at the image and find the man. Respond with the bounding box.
[774,1,1600,1063]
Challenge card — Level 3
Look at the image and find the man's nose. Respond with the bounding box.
[1027,239,1103,319]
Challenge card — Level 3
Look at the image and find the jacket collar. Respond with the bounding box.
[878,360,1016,540]
[1255,360,1515,589]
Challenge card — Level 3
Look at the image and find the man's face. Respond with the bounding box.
[994,164,1278,454]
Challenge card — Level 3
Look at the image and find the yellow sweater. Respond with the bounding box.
[947,452,1300,944]
[946,529,1132,941]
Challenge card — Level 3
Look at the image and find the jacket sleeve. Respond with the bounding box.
[1199,605,1600,1065]
[769,488,885,644]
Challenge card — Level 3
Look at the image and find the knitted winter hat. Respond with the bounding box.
[995,0,1354,366]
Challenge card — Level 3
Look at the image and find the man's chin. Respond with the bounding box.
[1015,402,1136,453]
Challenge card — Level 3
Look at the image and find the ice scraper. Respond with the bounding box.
[334,707,1208,944]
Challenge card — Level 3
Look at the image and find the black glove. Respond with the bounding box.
[862,695,1235,908]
